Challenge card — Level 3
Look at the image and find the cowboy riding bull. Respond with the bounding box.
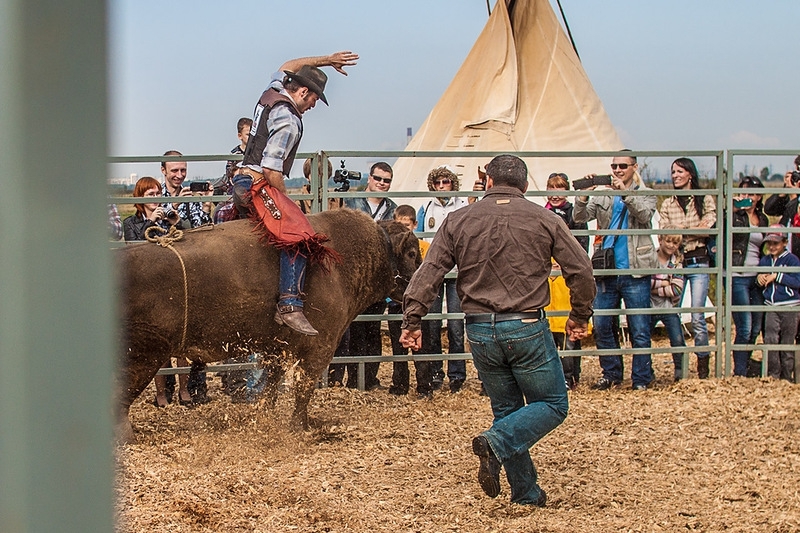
[116,209,421,441]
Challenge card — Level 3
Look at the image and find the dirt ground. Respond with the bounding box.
[115,332,800,533]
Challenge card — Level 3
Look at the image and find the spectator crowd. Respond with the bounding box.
[109,105,800,407]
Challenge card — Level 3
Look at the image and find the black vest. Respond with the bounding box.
[241,88,303,176]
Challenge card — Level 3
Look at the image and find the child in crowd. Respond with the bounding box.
[545,172,589,389]
[387,205,433,397]
[757,225,800,381]
[650,234,687,381]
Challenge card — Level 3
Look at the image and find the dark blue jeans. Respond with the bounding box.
[651,312,686,372]
[466,318,568,505]
[731,275,764,376]
[594,275,654,387]
[427,279,467,382]
[279,250,307,307]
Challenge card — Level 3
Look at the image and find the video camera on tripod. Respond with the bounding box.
[333,160,361,192]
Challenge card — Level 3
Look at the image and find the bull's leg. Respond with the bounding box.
[116,327,172,442]
[260,355,286,408]
[292,351,331,430]
[115,358,161,444]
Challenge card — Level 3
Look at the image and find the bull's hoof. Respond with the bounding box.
[115,420,135,445]
[275,305,319,336]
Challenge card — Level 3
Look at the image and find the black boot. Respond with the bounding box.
[697,356,710,380]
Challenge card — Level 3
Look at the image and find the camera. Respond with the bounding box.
[791,170,800,186]
[573,174,612,190]
[189,181,211,192]
[163,207,180,223]
[332,160,361,192]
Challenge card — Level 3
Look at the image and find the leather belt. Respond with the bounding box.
[465,310,545,325]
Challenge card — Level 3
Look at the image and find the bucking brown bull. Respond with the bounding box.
[116,209,421,442]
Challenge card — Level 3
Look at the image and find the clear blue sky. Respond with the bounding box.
[109,0,800,179]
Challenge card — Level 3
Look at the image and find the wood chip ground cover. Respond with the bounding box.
[116,345,800,532]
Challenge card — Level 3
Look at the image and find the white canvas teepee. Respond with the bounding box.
[391,0,623,200]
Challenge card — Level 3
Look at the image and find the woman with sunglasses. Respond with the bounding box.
[416,166,470,392]
[730,175,769,376]
[658,158,716,379]
[574,154,658,390]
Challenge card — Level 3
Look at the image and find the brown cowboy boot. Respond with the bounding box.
[275,304,318,336]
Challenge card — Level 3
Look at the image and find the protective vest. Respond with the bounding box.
[241,88,303,176]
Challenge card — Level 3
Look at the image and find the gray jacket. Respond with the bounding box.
[572,184,657,276]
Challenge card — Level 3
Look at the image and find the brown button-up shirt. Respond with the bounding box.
[402,186,596,331]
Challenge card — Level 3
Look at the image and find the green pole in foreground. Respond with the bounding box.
[0,1,114,531]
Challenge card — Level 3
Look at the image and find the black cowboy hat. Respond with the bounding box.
[283,65,329,105]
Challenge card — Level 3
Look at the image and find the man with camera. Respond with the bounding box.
[160,150,213,228]
[764,155,800,259]
[157,150,214,404]
[573,153,658,391]
[343,162,397,220]
[340,161,397,389]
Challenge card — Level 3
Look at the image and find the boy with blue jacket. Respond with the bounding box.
[757,225,800,381]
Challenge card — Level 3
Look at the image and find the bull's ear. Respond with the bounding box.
[389,230,407,256]
[389,228,411,255]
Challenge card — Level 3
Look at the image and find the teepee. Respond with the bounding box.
[391,0,623,201]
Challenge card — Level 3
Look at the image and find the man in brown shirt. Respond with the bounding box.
[400,154,595,506]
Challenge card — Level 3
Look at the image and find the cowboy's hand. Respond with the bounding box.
[565,318,589,342]
[329,51,359,75]
[399,329,422,351]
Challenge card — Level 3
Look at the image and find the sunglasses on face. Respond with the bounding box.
[371,175,392,184]
[433,178,452,186]
[610,163,632,170]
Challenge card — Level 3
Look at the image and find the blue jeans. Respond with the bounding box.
[428,279,467,382]
[594,275,654,387]
[682,264,710,358]
[279,250,307,307]
[731,276,764,376]
[466,318,568,505]
[651,312,686,372]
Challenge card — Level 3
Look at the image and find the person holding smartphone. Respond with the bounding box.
[763,155,800,259]
[573,153,658,391]
[160,149,213,228]
[730,176,769,376]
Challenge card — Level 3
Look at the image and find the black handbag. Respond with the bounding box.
[591,204,628,276]
[591,246,616,270]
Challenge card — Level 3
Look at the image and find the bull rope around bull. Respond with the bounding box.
[143,224,211,352]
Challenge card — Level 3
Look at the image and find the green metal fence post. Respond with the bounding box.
[0,1,113,531]
[716,151,725,378]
